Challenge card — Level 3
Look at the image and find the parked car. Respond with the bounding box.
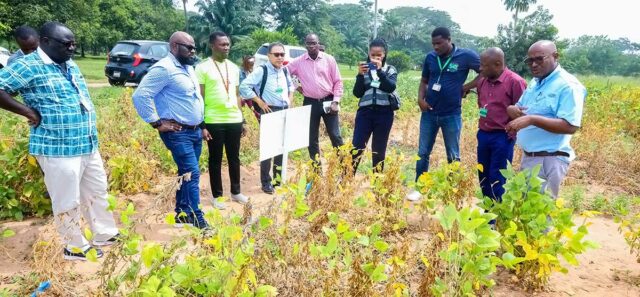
[0,46,11,69]
[253,43,307,70]
[104,40,169,86]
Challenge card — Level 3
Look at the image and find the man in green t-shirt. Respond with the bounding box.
[195,31,248,209]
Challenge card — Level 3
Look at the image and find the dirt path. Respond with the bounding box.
[1,163,639,295]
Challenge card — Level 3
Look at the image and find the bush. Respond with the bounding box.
[386,51,413,73]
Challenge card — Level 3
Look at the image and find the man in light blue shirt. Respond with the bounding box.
[132,31,209,230]
[506,40,586,199]
[7,26,39,66]
[239,42,294,194]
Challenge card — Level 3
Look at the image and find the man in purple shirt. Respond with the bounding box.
[476,47,526,203]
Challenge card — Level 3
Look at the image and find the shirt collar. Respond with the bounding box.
[168,53,183,67]
[304,51,324,61]
[536,64,562,86]
[492,67,511,83]
[266,62,284,73]
[37,47,55,64]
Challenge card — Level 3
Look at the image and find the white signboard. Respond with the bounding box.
[259,105,311,184]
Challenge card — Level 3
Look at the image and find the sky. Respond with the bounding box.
[334,0,640,42]
[184,0,639,43]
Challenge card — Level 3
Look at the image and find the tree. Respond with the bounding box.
[386,50,412,72]
[495,6,559,75]
[328,4,370,55]
[195,0,263,41]
[232,27,298,61]
[502,0,538,28]
[265,0,331,41]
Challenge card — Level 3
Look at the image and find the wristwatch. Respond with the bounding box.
[150,120,162,128]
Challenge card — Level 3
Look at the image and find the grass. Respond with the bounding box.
[72,54,422,85]
[74,55,108,83]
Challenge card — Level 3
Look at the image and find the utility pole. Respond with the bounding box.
[373,0,378,39]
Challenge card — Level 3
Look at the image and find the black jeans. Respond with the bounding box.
[258,105,288,186]
[303,96,344,162]
[351,106,394,172]
[206,123,242,197]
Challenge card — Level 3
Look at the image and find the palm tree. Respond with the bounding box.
[502,0,537,27]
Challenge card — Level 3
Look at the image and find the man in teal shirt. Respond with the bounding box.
[506,40,586,199]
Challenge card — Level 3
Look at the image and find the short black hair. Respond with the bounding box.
[268,42,285,53]
[14,26,38,40]
[431,27,451,39]
[39,21,67,38]
[209,31,228,44]
[368,38,389,66]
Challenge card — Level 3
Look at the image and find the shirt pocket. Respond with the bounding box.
[527,92,557,116]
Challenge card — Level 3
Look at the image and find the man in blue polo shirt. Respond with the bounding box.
[408,27,480,201]
[506,40,586,199]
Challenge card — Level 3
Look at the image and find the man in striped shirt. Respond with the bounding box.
[0,22,118,261]
[287,33,344,164]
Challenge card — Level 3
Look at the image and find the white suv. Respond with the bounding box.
[253,43,307,70]
[0,47,11,68]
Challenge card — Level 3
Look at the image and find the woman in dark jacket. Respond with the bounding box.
[351,38,398,173]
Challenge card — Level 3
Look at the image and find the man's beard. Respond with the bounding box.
[178,55,196,66]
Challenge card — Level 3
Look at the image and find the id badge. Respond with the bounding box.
[275,87,284,94]
[479,107,488,118]
[370,80,381,88]
[432,83,442,92]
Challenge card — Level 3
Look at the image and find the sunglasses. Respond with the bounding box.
[176,43,197,52]
[270,53,285,57]
[523,54,550,66]
[46,36,77,48]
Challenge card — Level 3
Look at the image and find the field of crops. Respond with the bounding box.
[1,70,640,296]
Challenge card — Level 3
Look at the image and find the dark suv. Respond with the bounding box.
[105,40,169,86]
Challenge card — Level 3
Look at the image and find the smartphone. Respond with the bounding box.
[368,62,377,71]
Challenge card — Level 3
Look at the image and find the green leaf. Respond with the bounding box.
[373,240,389,253]
[141,243,163,268]
[258,216,273,230]
[357,235,370,246]
[86,248,98,262]
[106,194,117,212]
[84,228,93,241]
[436,204,457,230]
[165,213,176,225]
[256,285,278,297]
[2,229,15,238]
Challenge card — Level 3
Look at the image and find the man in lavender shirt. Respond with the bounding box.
[476,47,527,203]
[287,33,344,164]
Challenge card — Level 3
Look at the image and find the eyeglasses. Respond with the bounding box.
[176,43,197,52]
[305,41,319,46]
[524,55,550,66]
[270,53,285,57]
[46,36,76,48]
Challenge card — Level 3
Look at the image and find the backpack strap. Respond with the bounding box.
[259,65,268,98]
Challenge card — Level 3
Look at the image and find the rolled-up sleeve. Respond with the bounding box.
[239,67,262,99]
[329,57,343,102]
[132,66,168,123]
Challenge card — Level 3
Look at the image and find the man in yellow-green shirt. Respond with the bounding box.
[195,31,248,209]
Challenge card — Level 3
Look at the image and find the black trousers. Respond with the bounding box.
[303,96,344,162]
[258,105,288,186]
[206,123,242,197]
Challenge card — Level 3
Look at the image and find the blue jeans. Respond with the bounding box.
[416,113,462,180]
[159,128,204,222]
[477,130,515,202]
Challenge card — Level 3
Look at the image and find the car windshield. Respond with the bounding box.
[111,43,137,56]
[257,45,268,55]
[290,49,306,58]
[145,44,169,58]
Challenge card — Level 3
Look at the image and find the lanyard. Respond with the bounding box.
[436,48,456,83]
[213,60,231,101]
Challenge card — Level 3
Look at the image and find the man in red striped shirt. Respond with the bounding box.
[287,33,344,164]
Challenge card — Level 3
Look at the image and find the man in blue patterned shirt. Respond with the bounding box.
[0,22,118,261]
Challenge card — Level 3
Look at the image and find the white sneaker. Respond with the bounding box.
[212,197,227,210]
[406,190,422,201]
[231,193,249,204]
